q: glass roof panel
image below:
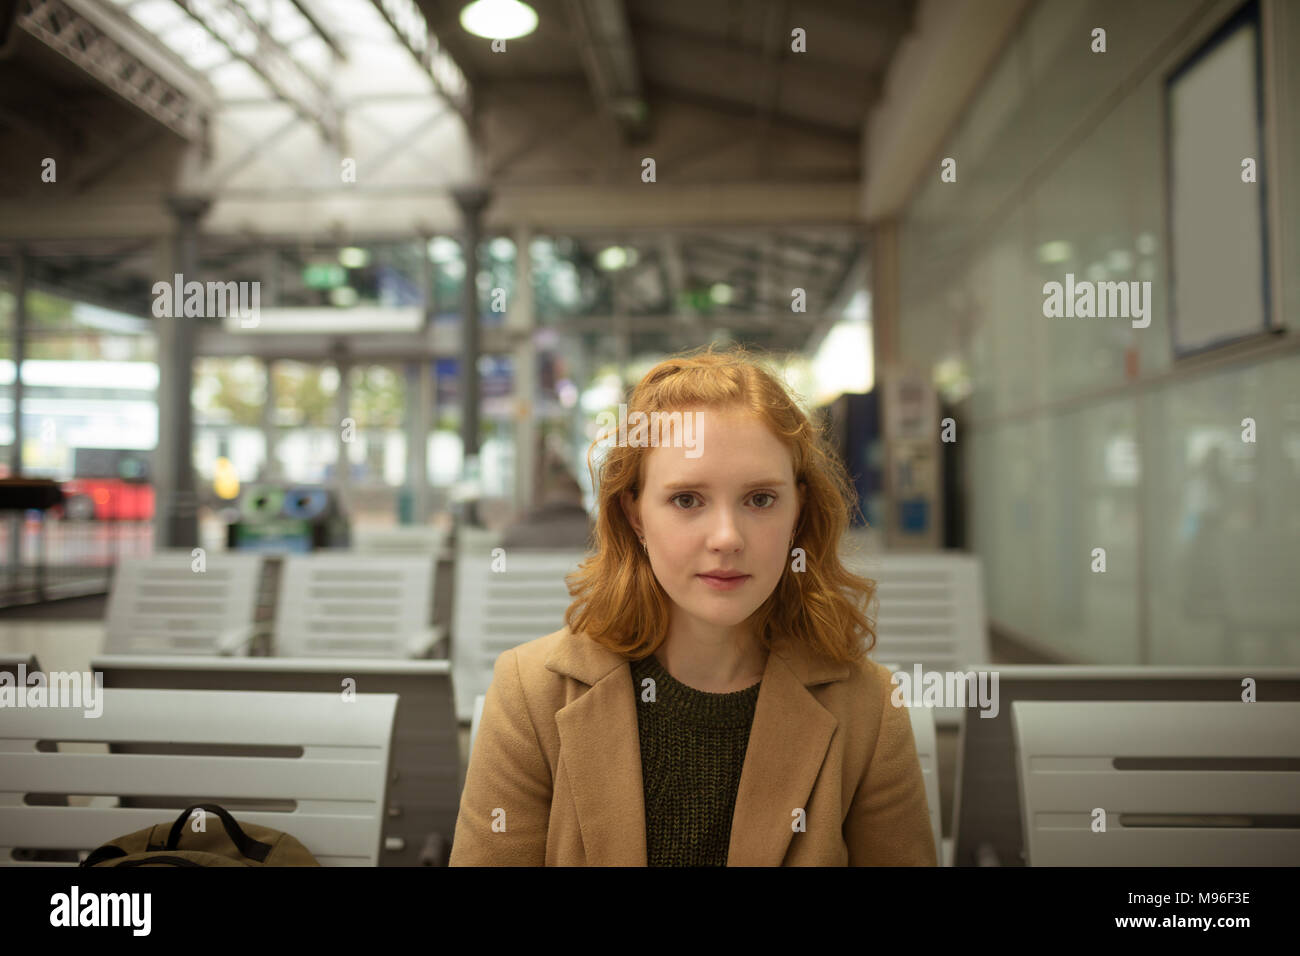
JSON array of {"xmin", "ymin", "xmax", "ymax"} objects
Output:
[
  {"xmin": 116, "ymin": 0, "xmax": 453, "ymax": 99},
  {"xmin": 126, "ymin": 0, "xmax": 189, "ymax": 34}
]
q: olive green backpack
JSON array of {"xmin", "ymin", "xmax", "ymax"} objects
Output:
[{"xmin": 81, "ymin": 803, "xmax": 320, "ymax": 867}]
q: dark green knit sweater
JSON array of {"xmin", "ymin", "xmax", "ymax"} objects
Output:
[{"xmin": 628, "ymin": 653, "xmax": 762, "ymax": 866}]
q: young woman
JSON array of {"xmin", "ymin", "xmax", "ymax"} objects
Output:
[{"xmin": 450, "ymin": 346, "xmax": 937, "ymax": 866}]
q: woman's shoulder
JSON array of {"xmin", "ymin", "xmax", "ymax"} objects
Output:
[
  {"xmin": 774, "ymin": 638, "xmax": 900, "ymax": 730},
  {"xmin": 497, "ymin": 625, "xmax": 624, "ymax": 693},
  {"xmin": 770, "ymin": 633, "xmax": 893, "ymax": 693}
]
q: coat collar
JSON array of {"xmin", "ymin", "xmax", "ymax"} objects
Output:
[{"xmin": 546, "ymin": 626, "xmax": 851, "ymax": 865}]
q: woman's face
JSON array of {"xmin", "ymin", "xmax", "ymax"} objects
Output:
[{"xmin": 622, "ymin": 407, "xmax": 804, "ymax": 636}]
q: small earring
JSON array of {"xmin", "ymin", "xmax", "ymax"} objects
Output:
[{"xmin": 639, "ymin": 537, "xmax": 647, "ymax": 553}]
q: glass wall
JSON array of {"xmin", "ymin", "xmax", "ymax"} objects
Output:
[{"xmin": 899, "ymin": 0, "xmax": 1300, "ymax": 664}]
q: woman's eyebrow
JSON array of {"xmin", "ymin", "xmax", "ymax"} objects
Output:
[{"xmin": 661, "ymin": 479, "xmax": 787, "ymax": 491}]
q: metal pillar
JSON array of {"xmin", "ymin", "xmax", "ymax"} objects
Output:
[
  {"xmin": 511, "ymin": 225, "xmax": 537, "ymax": 515},
  {"xmin": 403, "ymin": 230, "xmax": 436, "ymax": 525},
  {"xmin": 261, "ymin": 358, "xmax": 278, "ymax": 480},
  {"xmin": 872, "ymin": 218, "xmax": 901, "ymax": 550},
  {"xmin": 156, "ymin": 196, "xmax": 210, "ymax": 550},
  {"xmin": 334, "ymin": 345, "xmax": 351, "ymax": 509},
  {"xmin": 259, "ymin": 248, "xmax": 280, "ymax": 480},
  {"xmin": 613, "ymin": 267, "xmax": 629, "ymax": 387},
  {"xmin": 453, "ymin": 186, "xmax": 490, "ymax": 524},
  {"xmin": 6, "ymin": 249, "xmax": 27, "ymax": 586},
  {"xmin": 405, "ymin": 360, "xmax": 432, "ymax": 524}
]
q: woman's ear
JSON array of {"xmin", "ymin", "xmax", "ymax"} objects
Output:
[{"xmin": 620, "ymin": 489, "xmax": 642, "ymax": 537}]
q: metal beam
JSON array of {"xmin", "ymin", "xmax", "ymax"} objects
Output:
[
  {"xmin": 813, "ymin": 0, "xmax": 913, "ymax": 35},
  {"xmin": 630, "ymin": 14, "xmax": 879, "ymax": 124},
  {"xmin": 196, "ymin": 324, "xmax": 516, "ymax": 360},
  {"xmin": 17, "ymin": 0, "xmax": 215, "ymax": 141},
  {"xmin": 0, "ymin": 102, "xmax": 73, "ymax": 153},
  {"xmin": 685, "ymin": 238, "xmax": 844, "ymax": 288},
  {"xmin": 170, "ymin": 0, "xmax": 340, "ymax": 146},
  {"xmin": 486, "ymin": 97, "xmax": 596, "ymax": 178},
  {"xmin": 69, "ymin": 118, "xmax": 167, "ymax": 194},
  {"xmin": 286, "ymin": 0, "xmax": 346, "ymax": 61},
  {"xmin": 368, "ymin": 0, "xmax": 472, "ymax": 125},
  {"xmin": 683, "ymin": 243, "xmax": 844, "ymax": 317},
  {"xmin": 646, "ymin": 83, "xmax": 862, "ymax": 144},
  {"xmin": 753, "ymin": 0, "xmax": 788, "ymax": 177},
  {"xmin": 547, "ymin": 311, "xmax": 807, "ymax": 334},
  {"xmin": 357, "ymin": 105, "xmax": 454, "ymax": 179},
  {"xmin": 563, "ymin": 0, "xmax": 648, "ymax": 144},
  {"xmin": 205, "ymin": 112, "xmax": 306, "ymax": 190}
]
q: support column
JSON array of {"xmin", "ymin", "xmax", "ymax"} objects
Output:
[
  {"xmin": 404, "ymin": 231, "xmax": 436, "ymax": 526},
  {"xmin": 872, "ymin": 219, "xmax": 902, "ymax": 550},
  {"xmin": 260, "ymin": 243, "xmax": 280, "ymax": 481},
  {"xmin": 156, "ymin": 196, "xmax": 210, "ymax": 550},
  {"xmin": 261, "ymin": 358, "xmax": 278, "ymax": 480},
  {"xmin": 405, "ymin": 360, "xmax": 432, "ymax": 524},
  {"xmin": 511, "ymin": 225, "xmax": 537, "ymax": 515},
  {"xmin": 873, "ymin": 217, "xmax": 942, "ymax": 551},
  {"xmin": 334, "ymin": 345, "xmax": 351, "ymax": 510},
  {"xmin": 613, "ymin": 267, "xmax": 629, "ymax": 387},
  {"xmin": 7, "ymin": 249, "xmax": 27, "ymax": 586},
  {"xmin": 566, "ymin": 336, "xmax": 593, "ymax": 499},
  {"xmin": 453, "ymin": 186, "xmax": 491, "ymax": 525}
]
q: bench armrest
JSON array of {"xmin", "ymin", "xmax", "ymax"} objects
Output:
[
  {"xmin": 405, "ymin": 625, "xmax": 446, "ymax": 659},
  {"xmin": 217, "ymin": 623, "xmax": 268, "ymax": 656}
]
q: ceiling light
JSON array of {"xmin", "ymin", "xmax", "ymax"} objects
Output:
[
  {"xmin": 339, "ymin": 247, "xmax": 369, "ymax": 268},
  {"xmin": 428, "ymin": 237, "xmax": 462, "ymax": 262},
  {"xmin": 1106, "ymin": 249, "xmax": 1133, "ymax": 273},
  {"xmin": 330, "ymin": 286, "xmax": 359, "ymax": 307},
  {"xmin": 597, "ymin": 246, "xmax": 628, "ymax": 271},
  {"xmin": 1037, "ymin": 240, "xmax": 1073, "ymax": 264},
  {"xmin": 460, "ymin": 0, "xmax": 538, "ymax": 40}
]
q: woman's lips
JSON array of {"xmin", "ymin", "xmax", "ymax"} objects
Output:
[{"xmin": 698, "ymin": 573, "xmax": 750, "ymax": 591}]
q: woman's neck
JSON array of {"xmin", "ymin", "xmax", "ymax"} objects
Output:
[{"xmin": 654, "ymin": 624, "xmax": 767, "ymax": 693}]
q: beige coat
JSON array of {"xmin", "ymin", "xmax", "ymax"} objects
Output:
[{"xmin": 449, "ymin": 625, "xmax": 937, "ymax": 866}]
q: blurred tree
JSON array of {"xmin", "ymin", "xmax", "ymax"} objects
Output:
[
  {"xmin": 350, "ymin": 365, "xmax": 404, "ymax": 427},
  {"xmin": 271, "ymin": 362, "xmax": 335, "ymax": 426},
  {"xmin": 197, "ymin": 359, "xmax": 265, "ymax": 426}
]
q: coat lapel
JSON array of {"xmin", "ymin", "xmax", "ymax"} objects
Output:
[
  {"xmin": 547, "ymin": 627, "xmax": 850, "ymax": 866},
  {"xmin": 549, "ymin": 630, "xmax": 648, "ymax": 865},
  {"xmin": 726, "ymin": 635, "xmax": 847, "ymax": 865}
]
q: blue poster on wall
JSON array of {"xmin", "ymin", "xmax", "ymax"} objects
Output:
[
  {"xmin": 435, "ymin": 356, "xmax": 514, "ymax": 403},
  {"xmin": 900, "ymin": 498, "xmax": 929, "ymax": 534}
]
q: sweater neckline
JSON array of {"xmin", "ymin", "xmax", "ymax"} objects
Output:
[{"xmin": 629, "ymin": 653, "xmax": 761, "ymax": 727}]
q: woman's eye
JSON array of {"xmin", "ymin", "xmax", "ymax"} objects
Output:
[{"xmin": 670, "ymin": 493, "xmax": 776, "ymax": 509}]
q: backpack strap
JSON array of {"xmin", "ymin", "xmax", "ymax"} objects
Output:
[
  {"xmin": 115, "ymin": 855, "xmax": 206, "ymax": 867},
  {"xmin": 166, "ymin": 804, "xmax": 273, "ymax": 862},
  {"xmin": 81, "ymin": 845, "xmax": 128, "ymax": 868}
]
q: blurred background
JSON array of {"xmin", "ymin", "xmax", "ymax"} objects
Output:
[
  {"xmin": 1, "ymin": 0, "xmax": 1297, "ymax": 665},
  {"xmin": 2, "ymin": 0, "xmax": 1299, "ymax": 871}
]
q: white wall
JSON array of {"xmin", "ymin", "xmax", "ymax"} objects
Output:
[{"xmin": 896, "ymin": 0, "xmax": 1300, "ymax": 665}]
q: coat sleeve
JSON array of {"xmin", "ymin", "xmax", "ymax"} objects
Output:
[
  {"xmin": 448, "ymin": 647, "xmax": 553, "ymax": 865},
  {"xmin": 843, "ymin": 665, "xmax": 939, "ymax": 866}
]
